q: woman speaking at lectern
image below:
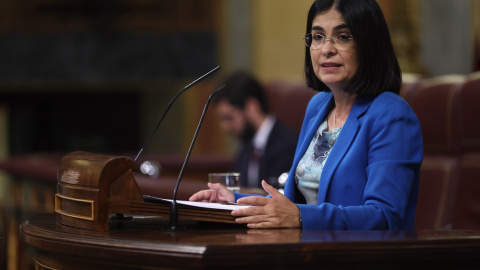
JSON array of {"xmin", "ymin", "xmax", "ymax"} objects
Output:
[{"xmin": 190, "ymin": 0, "xmax": 423, "ymax": 230}]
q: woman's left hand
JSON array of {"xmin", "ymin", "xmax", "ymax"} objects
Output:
[{"xmin": 231, "ymin": 180, "xmax": 301, "ymax": 229}]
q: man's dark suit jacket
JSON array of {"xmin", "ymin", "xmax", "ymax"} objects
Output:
[{"xmin": 233, "ymin": 121, "xmax": 298, "ymax": 188}]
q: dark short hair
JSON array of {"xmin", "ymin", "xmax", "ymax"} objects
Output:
[
  {"xmin": 304, "ymin": 0, "xmax": 401, "ymax": 95},
  {"xmin": 214, "ymin": 71, "xmax": 269, "ymax": 113}
]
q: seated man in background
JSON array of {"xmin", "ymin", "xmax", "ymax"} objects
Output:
[{"xmin": 214, "ymin": 71, "xmax": 298, "ymax": 189}]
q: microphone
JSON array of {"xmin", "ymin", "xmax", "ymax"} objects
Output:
[
  {"xmin": 134, "ymin": 66, "xmax": 221, "ymax": 163},
  {"xmin": 170, "ymin": 84, "xmax": 226, "ymax": 231}
]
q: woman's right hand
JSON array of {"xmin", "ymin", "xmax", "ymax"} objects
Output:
[{"xmin": 189, "ymin": 183, "xmax": 235, "ymax": 203}]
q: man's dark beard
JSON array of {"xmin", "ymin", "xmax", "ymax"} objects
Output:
[{"xmin": 240, "ymin": 121, "xmax": 256, "ymax": 142}]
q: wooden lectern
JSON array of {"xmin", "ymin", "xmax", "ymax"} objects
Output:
[{"xmin": 55, "ymin": 151, "xmax": 235, "ymax": 231}]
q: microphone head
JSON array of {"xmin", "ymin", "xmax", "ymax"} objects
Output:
[{"xmin": 213, "ymin": 84, "xmax": 226, "ymax": 95}]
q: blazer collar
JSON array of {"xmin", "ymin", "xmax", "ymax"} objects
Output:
[
  {"xmin": 316, "ymin": 94, "xmax": 375, "ymax": 203},
  {"xmin": 295, "ymin": 94, "xmax": 373, "ymax": 160}
]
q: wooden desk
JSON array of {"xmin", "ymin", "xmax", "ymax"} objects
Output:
[{"xmin": 21, "ymin": 214, "xmax": 480, "ymax": 270}]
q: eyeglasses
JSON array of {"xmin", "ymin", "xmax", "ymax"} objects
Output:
[{"xmin": 303, "ymin": 33, "xmax": 354, "ymax": 51}]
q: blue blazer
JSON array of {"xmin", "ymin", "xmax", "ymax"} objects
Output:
[
  {"xmin": 236, "ymin": 91, "xmax": 423, "ymax": 230},
  {"xmin": 285, "ymin": 91, "xmax": 423, "ymax": 230}
]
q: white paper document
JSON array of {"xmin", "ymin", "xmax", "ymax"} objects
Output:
[{"xmin": 160, "ymin": 198, "xmax": 251, "ymax": 211}]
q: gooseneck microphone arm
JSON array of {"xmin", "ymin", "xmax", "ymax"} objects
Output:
[
  {"xmin": 170, "ymin": 84, "xmax": 226, "ymax": 231},
  {"xmin": 134, "ymin": 66, "xmax": 221, "ymax": 163}
]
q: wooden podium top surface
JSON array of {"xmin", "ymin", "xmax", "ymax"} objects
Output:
[{"xmin": 21, "ymin": 214, "xmax": 480, "ymax": 270}]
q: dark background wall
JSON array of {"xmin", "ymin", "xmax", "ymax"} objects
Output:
[{"xmin": 0, "ymin": 0, "xmax": 220, "ymax": 155}]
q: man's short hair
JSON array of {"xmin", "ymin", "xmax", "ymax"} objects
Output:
[{"xmin": 214, "ymin": 71, "xmax": 269, "ymax": 113}]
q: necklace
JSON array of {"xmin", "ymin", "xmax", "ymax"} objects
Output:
[{"xmin": 333, "ymin": 108, "xmax": 337, "ymax": 129}]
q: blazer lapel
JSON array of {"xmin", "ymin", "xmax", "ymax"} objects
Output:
[
  {"xmin": 316, "ymin": 95, "xmax": 374, "ymax": 203},
  {"xmin": 285, "ymin": 94, "xmax": 334, "ymax": 201},
  {"xmin": 294, "ymin": 94, "xmax": 335, "ymax": 166}
]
